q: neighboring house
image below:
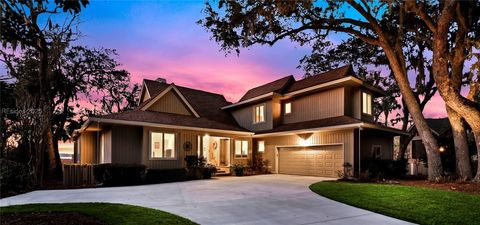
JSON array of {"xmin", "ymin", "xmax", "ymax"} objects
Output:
[
  {"xmin": 406, "ymin": 118, "xmax": 454, "ymax": 175},
  {"xmin": 75, "ymin": 65, "xmax": 406, "ymax": 177}
]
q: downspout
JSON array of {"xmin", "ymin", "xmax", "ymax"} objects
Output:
[
  {"xmin": 358, "ymin": 126, "xmax": 362, "ymax": 175},
  {"xmin": 96, "ymin": 122, "xmax": 100, "ymax": 164}
]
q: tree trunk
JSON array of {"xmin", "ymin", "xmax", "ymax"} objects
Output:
[
  {"xmin": 46, "ymin": 129, "xmax": 63, "ymax": 180},
  {"xmin": 431, "ymin": 3, "xmax": 480, "ymax": 181},
  {"xmin": 398, "ymin": 131, "xmax": 416, "ymax": 160},
  {"xmin": 446, "ymin": 106, "xmax": 472, "ymax": 180},
  {"xmin": 473, "ymin": 130, "xmax": 480, "ymax": 182},
  {"xmin": 380, "ymin": 43, "xmax": 443, "ymax": 181},
  {"xmin": 52, "ymin": 136, "xmax": 63, "ymax": 179}
]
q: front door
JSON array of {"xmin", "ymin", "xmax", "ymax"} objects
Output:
[{"xmin": 208, "ymin": 137, "xmax": 220, "ymax": 166}]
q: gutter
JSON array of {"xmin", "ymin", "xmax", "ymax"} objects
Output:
[
  {"xmin": 82, "ymin": 117, "xmax": 255, "ymax": 136},
  {"xmin": 253, "ymin": 123, "xmax": 364, "ymax": 137}
]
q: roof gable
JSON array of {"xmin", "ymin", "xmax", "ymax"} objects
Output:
[
  {"xmin": 145, "ymin": 89, "xmax": 193, "ymax": 116},
  {"xmin": 137, "ymin": 79, "xmax": 240, "ymax": 127},
  {"xmin": 141, "ymin": 85, "xmax": 200, "ymax": 117}
]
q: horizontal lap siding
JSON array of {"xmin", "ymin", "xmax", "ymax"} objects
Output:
[
  {"xmin": 283, "ymin": 87, "xmax": 344, "ymax": 124},
  {"xmin": 257, "ymin": 129, "xmax": 354, "ymax": 173}
]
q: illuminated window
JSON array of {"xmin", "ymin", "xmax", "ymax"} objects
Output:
[
  {"xmin": 150, "ymin": 132, "xmax": 176, "ymax": 159},
  {"xmin": 258, "ymin": 141, "xmax": 265, "ymax": 152},
  {"xmin": 254, "ymin": 104, "xmax": 265, "ymax": 123},
  {"xmin": 362, "ymin": 92, "xmax": 372, "ymax": 115},
  {"xmin": 235, "ymin": 140, "xmax": 249, "ymax": 158},
  {"xmin": 285, "ymin": 102, "xmax": 291, "ymax": 114}
]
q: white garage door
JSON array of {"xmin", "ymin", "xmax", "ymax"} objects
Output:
[{"xmin": 278, "ymin": 145, "xmax": 344, "ymax": 177}]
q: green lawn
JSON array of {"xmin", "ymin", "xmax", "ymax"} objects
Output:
[
  {"xmin": 0, "ymin": 203, "xmax": 197, "ymax": 225},
  {"xmin": 310, "ymin": 181, "xmax": 480, "ymax": 225}
]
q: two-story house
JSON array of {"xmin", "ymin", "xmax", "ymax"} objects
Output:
[{"xmin": 75, "ymin": 65, "xmax": 406, "ymax": 177}]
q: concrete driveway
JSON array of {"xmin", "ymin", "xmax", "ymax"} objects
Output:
[{"xmin": 0, "ymin": 174, "xmax": 412, "ymax": 225}]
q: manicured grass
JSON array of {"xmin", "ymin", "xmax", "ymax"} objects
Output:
[
  {"xmin": 310, "ymin": 181, "xmax": 480, "ymax": 225},
  {"xmin": 0, "ymin": 203, "xmax": 197, "ymax": 225}
]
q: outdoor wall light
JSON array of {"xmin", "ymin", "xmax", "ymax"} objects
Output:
[
  {"xmin": 439, "ymin": 146, "xmax": 445, "ymax": 152},
  {"xmin": 297, "ymin": 133, "xmax": 313, "ymax": 146},
  {"xmin": 299, "ymin": 138, "xmax": 310, "ymax": 146}
]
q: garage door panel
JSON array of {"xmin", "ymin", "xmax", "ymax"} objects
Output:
[{"xmin": 278, "ymin": 145, "xmax": 343, "ymax": 178}]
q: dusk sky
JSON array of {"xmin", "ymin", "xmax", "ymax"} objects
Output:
[{"xmin": 76, "ymin": 0, "xmax": 448, "ymax": 119}]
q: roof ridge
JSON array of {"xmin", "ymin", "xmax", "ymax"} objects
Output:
[
  {"xmin": 296, "ymin": 64, "xmax": 352, "ymax": 82},
  {"xmin": 247, "ymin": 75, "xmax": 295, "ymax": 91},
  {"xmin": 142, "ymin": 78, "xmax": 225, "ymax": 97}
]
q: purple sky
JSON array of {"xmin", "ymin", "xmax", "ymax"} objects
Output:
[{"xmin": 76, "ymin": 1, "xmax": 448, "ymax": 119}]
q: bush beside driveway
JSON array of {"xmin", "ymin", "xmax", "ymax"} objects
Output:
[{"xmin": 310, "ymin": 181, "xmax": 480, "ymax": 225}]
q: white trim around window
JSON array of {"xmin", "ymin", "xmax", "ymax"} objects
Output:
[
  {"xmin": 235, "ymin": 140, "xmax": 249, "ymax": 158},
  {"xmin": 284, "ymin": 102, "xmax": 292, "ymax": 114},
  {"xmin": 253, "ymin": 103, "xmax": 266, "ymax": 124},
  {"xmin": 150, "ymin": 131, "xmax": 177, "ymax": 160},
  {"xmin": 258, "ymin": 140, "xmax": 265, "ymax": 153},
  {"xmin": 362, "ymin": 91, "xmax": 372, "ymax": 115}
]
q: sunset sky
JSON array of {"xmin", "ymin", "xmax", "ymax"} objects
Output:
[{"xmin": 76, "ymin": 1, "xmax": 448, "ymax": 119}]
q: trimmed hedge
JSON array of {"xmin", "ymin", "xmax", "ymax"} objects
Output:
[
  {"xmin": 93, "ymin": 163, "xmax": 147, "ymax": 187},
  {"xmin": 145, "ymin": 169, "xmax": 188, "ymax": 183},
  {"xmin": 361, "ymin": 159, "xmax": 407, "ymax": 179}
]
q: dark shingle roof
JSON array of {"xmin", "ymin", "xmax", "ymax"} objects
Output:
[
  {"xmin": 144, "ymin": 79, "xmax": 169, "ymax": 97},
  {"xmin": 285, "ymin": 65, "xmax": 354, "ymax": 93},
  {"xmin": 255, "ymin": 116, "xmax": 406, "ymax": 135},
  {"xmin": 426, "ymin": 118, "xmax": 451, "ymax": 136},
  {"xmin": 103, "ymin": 79, "xmax": 245, "ymax": 132},
  {"xmin": 234, "ymin": 65, "xmax": 355, "ymax": 103},
  {"xmin": 238, "ymin": 75, "xmax": 295, "ymax": 102},
  {"xmin": 99, "ymin": 110, "xmax": 248, "ymax": 132}
]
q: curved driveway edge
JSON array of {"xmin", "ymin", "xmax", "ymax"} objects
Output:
[{"xmin": 1, "ymin": 174, "xmax": 414, "ymax": 225}]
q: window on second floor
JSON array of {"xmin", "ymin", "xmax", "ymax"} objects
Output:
[
  {"xmin": 284, "ymin": 102, "xmax": 292, "ymax": 114},
  {"xmin": 362, "ymin": 92, "xmax": 372, "ymax": 115},
  {"xmin": 254, "ymin": 104, "xmax": 265, "ymax": 123}
]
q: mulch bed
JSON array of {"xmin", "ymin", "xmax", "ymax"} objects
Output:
[
  {"xmin": 398, "ymin": 180, "xmax": 480, "ymax": 195},
  {"xmin": 1, "ymin": 212, "xmax": 105, "ymax": 225}
]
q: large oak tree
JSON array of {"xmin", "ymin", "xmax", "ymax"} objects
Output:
[
  {"xmin": 1, "ymin": 0, "xmax": 88, "ymax": 185},
  {"xmin": 199, "ymin": 0, "xmax": 479, "ymax": 180}
]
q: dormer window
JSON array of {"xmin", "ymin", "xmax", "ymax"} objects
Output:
[
  {"xmin": 362, "ymin": 92, "xmax": 372, "ymax": 115},
  {"xmin": 254, "ymin": 104, "xmax": 265, "ymax": 123},
  {"xmin": 284, "ymin": 102, "xmax": 292, "ymax": 114}
]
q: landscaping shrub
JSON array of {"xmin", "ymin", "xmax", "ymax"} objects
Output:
[
  {"xmin": 361, "ymin": 159, "xmax": 407, "ymax": 180},
  {"xmin": 202, "ymin": 164, "xmax": 217, "ymax": 179},
  {"xmin": 93, "ymin": 163, "xmax": 147, "ymax": 187},
  {"xmin": 184, "ymin": 156, "xmax": 217, "ymax": 179},
  {"xmin": 145, "ymin": 169, "xmax": 188, "ymax": 183},
  {"xmin": 231, "ymin": 164, "xmax": 244, "ymax": 176},
  {"xmin": 0, "ymin": 159, "xmax": 32, "ymax": 197}
]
